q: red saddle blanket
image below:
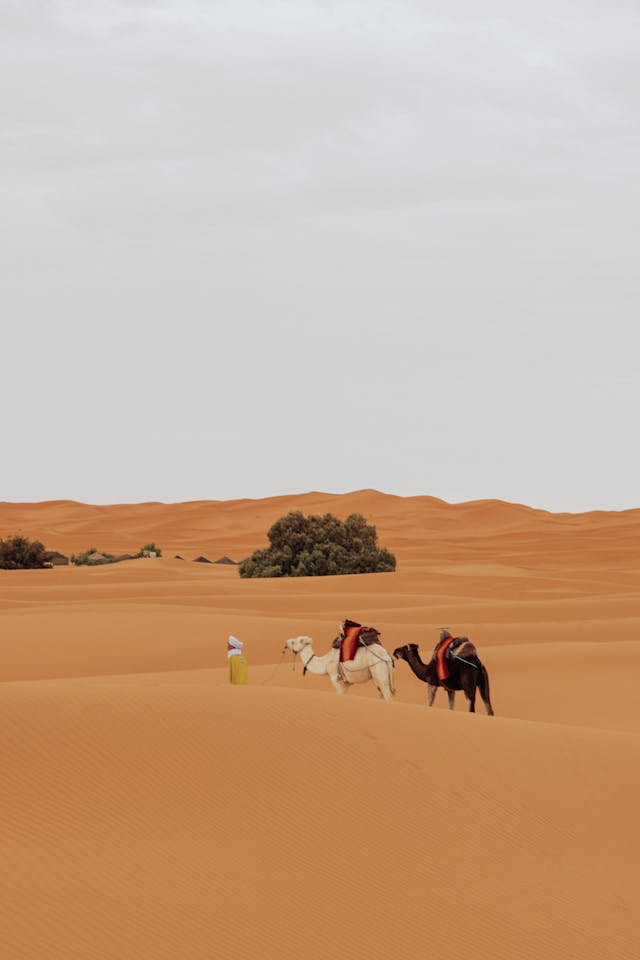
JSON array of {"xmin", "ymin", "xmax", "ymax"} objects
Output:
[
  {"xmin": 340, "ymin": 625, "xmax": 363, "ymax": 662},
  {"xmin": 435, "ymin": 636, "xmax": 457, "ymax": 681}
]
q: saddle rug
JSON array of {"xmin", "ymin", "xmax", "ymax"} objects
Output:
[
  {"xmin": 340, "ymin": 625, "xmax": 362, "ymax": 662},
  {"xmin": 435, "ymin": 636, "xmax": 457, "ymax": 680},
  {"xmin": 333, "ymin": 621, "xmax": 382, "ymax": 662}
]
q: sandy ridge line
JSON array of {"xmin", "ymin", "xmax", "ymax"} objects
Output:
[{"xmin": 3, "ymin": 673, "xmax": 640, "ymax": 743}]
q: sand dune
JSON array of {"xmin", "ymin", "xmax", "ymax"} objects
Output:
[
  {"xmin": 2, "ymin": 678, "xmax": 639, "ymax": 959},
  {"xmin": 1, "ymin": 491, "xmax": 640, "ymax": 958}
]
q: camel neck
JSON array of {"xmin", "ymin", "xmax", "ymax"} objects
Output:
[
  {"xmin": 299, "ymin": 645, "xmax": 327, "ymax": 676},
  {"xmin": 406, "ymin": 649, "xmax": 429, "ymax": 680}
]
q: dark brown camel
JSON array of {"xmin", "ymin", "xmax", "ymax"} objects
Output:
[{"xmin": 393, "ymin": 641, "xmax": 494, "ymax": 714}]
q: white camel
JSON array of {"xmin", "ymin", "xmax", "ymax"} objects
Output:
[{"xmin": 284, "ymin": 635, "xmax": 395, "ymax": 701}]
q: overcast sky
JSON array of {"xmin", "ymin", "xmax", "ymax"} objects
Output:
[{"xmin": 2, "ymin": 0, "xmax": 639, "ymax": 511}]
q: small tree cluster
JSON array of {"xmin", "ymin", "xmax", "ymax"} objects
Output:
[
  {"xmin": 239, "ymin": 511, "xmax": 396, "ymax": 579},
  {"xmin": 71, "ymin": 548, "xmax": 116, "ymax": 566},
  {"xmin": 0, "ymin": 535, "xmax": 49, "ymax": 570},
  {"xmin": 70, "ymin": 543, "xmax": 162, "ymax": 565},
  {"xmin": 138, "ymin": 543, "xmax": 162, "ymax": 557}
]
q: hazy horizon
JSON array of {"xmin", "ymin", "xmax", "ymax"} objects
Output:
[{"xmin": 2, "ymin": 1, "xmax": 639, "ymax": 512}]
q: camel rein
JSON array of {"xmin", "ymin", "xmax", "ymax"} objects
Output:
[
  {"xmin": 258, "ymin": 647, "xmax": 289, "ymax": 685},
  {"xmin": 302, "ymin": 653, "xmax": 315, "ymax": 675},
  {"xmin": 282, "ymin": 645, "xmax": 315, "ymax": 675},
  {"xmin": 452, "ymin": 654, "xmax": 479, "ymax": 670}
]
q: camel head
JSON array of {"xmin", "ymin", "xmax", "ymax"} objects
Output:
[
  {"xmin": 393, "ymin": 643, "xmax": 419, "ymax": 661},
  {"xmin": 284, "ymin": 635, "xmax": 313, "ymax": 655}
]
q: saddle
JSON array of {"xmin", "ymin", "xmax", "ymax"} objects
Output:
[
  {"xmin": 433, "ymin": 635, "xmax": 469, "ymax": 681},
  {"xmin": 332, "ymin": 619, "xmax": 382, "ymax": 662}
]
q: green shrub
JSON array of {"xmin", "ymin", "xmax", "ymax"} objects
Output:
[
  {"xmin": 0, "ymin": 535, "xmax": 49, "ymax": 570},
  {"xmin": 71, "ymin": 548, "xmax": 115, "ymax": 566},
  {"xmin": 70, "ymin": 543, "xmax": 162, "ymax": 565},
  {"xmin": 239, "ymin": 512, "xmax": 396, "ymax": 579},
  {"xmin": 138, "ymin": 543, "xmax": 162, "ymax": 557}
]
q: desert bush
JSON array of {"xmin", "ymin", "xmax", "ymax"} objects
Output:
[
  {"xmin": 0, "ymin": 535, "xmax": 49, "ymax": 570},
  {"xmin": 70, "ymin": 543, "xmax": 161, "ymax": 564},
  {"xmin": 71, "ymin": 548, "xmax": 115, "ymax": 566},
  {"xmin": 239, "ymin": 512, "xmax": 396, "ymax": 579},
  {"xmin": 138, "ymin": 543, "xmax": 162, "ymax": 557}
]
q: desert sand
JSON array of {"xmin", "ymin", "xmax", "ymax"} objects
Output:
[{"xmin": 1, "ymin": 490, "xmax": 639, "ymax": 958}]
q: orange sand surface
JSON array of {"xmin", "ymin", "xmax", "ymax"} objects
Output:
[{"xmin": 1, "ymin": 491, "xmax": 639, "ymax": 958}]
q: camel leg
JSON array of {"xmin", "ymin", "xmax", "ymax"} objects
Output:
[
  {"xmin": 447, "ymin": 689, "xmax": 456, "ymax": 711},
  {"xmin": 426, "ymin": 684, "xmax": 437, "ymax": 707},
  {"xmin": 372, "ymin": 664, "xmax": 394, "ymax": 701},
  {"xmin": 463, "ymin": 679, "xmax": 477, "ymax": 712},
  {"xmin": 329, "ymin": 672, "xmax": 349, "ymax": 695},
  {"xmin": 479, "ymin": 666, "xmax": 494, "ymax": 715}
]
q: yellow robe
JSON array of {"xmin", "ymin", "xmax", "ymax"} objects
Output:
[{"xmin": 229, "ymin": 654, "xmax": 248, "ymax": 685}]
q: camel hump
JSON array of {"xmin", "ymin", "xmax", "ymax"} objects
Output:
[{"xmin": 453, "ymin": 639, "xmax": 476, "ymax": 658}]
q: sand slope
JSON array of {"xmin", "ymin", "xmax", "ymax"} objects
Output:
[
  {"xmin": 1, "ymin": 491, "xmax": 640, "ymax": 958},
  {"xmin": 2, "ymin": 678, "xmax": 639, "ymax": 959}
]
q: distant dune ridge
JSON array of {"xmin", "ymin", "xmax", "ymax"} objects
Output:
[
  {"xmin": 1, "ymin": 490, "xmax": 640, "ymax": 959},
  {"xmin": 1, "ymin": 488, "xmax": 639, "ymax": 561}
]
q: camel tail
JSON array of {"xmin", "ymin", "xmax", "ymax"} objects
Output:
[{"xmin": 478, "ymin": 663, "xmax": 494, "ymax": 716}]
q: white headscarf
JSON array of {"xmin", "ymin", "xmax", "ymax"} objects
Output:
[{"xmin": 227, "ymin": 635, "xmax": 243, "ymax": 658}]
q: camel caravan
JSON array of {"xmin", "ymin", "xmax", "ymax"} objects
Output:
[{"xmin": 284, "ymin": 620, "xmax": 494, "ymax": 714}]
